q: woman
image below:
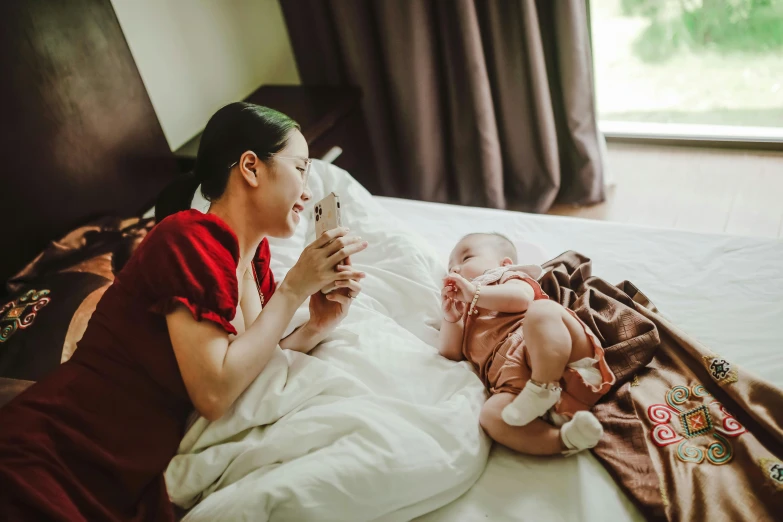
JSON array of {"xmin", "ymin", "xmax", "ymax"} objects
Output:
[{"xmin": 0, "ymin": 103, "xmax": 368, "ymax": 520}]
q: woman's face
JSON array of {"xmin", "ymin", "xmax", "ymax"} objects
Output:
[{"xmin": 258, "ymin": 130, "xmax": 312, "ymax": 238}]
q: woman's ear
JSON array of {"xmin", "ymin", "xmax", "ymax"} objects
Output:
[
  {"xmin": 501, "ymin": 257, "xmax": 513, "ymax": 267},
  {"xmin": 238, "ymin": 150, "xmax": 261, "ymax": 187}
]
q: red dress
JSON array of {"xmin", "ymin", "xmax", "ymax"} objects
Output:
[{"xmin": 0, "ymin": 210, "xmax": 276, "ymax": 521}]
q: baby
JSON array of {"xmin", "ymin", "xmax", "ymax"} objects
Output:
[{"xmin": 439, "ymin": 233, "xmax": 615, "ymax": 456}]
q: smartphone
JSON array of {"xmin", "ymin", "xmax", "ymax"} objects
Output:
[
  {"xmin": 314, "ymin": 192, "xmax": 343, "ymax": 294},
  {"xmin": 314, "ymin": 192, "xmax": 342, "ymax": 238}
]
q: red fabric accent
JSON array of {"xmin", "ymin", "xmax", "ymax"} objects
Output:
[
  {"xmin": 151, "ymin": 296, "xmax": 238, "ymax": 336},
  {"xmin": 141, "ymin": 211, "xmax": 240, "ymax": 329},
  {"xmin": 0, "ymin": 210, "xmax": 275, "ymax": 521}
]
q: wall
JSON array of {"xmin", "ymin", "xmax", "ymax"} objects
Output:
[
  {"xmin": 111, "ymin": 0, "xmax": 301, "ymax": 150},
  {"xmin": 0, "ymin": 0, "xmax": 178, "ymax": 282}
]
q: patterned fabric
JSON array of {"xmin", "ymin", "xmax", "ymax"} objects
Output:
[
  {"xmin": 540, "ymin": 252, "xmax": 783, "ymax": 522},
  {"xmin": 647, "ymin": 384, "xmax": 746, "ymax": 465},
  {"xmin": 759, "ymin": 458, "xmax": 783, "ymax": 490},
  {"xmin": 0, "ymin": 272, "xmax": 109, "ymax": 381},
  {"xmin": 0, "ymin": 290, "xmax": 51, "ymax": 343},
  {"xmin": 0, "ymin": 217, "xmax": 155, "ymax": 381},
  {"xmin": 703, "ymin": 355, "xmax": 738, "ymax": 385}
]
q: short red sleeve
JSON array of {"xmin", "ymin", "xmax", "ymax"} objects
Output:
[
  {"xmin": 500, "ymin": 270, "xmax": 548, "ymax": 300},
  {"xmin": 132, "ymin": 210, "xmax": 241, "ymax": 335},
  {"xmin": 253, "ymin": 238, "xmax": 276, "ymax": 302}
]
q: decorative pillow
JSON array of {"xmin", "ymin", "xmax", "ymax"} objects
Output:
[
  {"xmin": 0, "ymin": 272, "xmax": 109, "ymax": 380},
  {"xmin": 0, "ymin": 217, "xmax": 154, "ymax": 382},
  {"xmin": 6, "ymin": 216, "xmax": 153, "ymax": 294}
]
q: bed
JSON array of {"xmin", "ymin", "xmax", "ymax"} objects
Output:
[
  {"xmin": 3, "ymin": 8, "xmax": 780, "ymax": 518},
  {"xmin": 162, "ymin": 162, "xmax": 783, "ymax": 521},
  {"xmin": 3, "ymin": 147, "xmax": 781, "ymax": 519}
]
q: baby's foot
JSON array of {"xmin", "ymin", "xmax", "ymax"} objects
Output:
[
  {"xmin": 501, "ymin": 380, "xmax": 561, "ymax": 426},
  {"xmin": 560, "ymin": 411, "xmax": 603, "ymax": 456}
]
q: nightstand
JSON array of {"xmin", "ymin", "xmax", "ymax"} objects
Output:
[{"xmin": 174, "ymin": 85, "xmax": 379, "ymax": 193}]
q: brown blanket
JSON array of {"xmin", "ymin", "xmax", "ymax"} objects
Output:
[{"xmin": 540, "ymin": 252, "xmax": 783, "ymax": 522}]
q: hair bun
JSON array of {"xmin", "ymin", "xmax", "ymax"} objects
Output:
[{"xmin": 154, "ymin": 171, "xmax": 201, "ymax": 222}]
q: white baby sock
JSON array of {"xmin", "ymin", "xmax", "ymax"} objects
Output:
[
  {"xmin": 501, "ymin": 380, "xmax": 561, "ymax": 426},
  {"xmin": 560, "ymin": 411, "xmax": 604, "ymax": 456}
]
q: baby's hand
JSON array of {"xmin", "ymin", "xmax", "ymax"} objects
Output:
[
  {"xmin": 441, "ymin": 286, "xmax": 465, "ymax": 323},
  {"xmin": 443, "ymin": 273, "xmax": 476, "ymax": 303}
]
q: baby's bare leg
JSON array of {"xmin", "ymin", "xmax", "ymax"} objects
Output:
[
  {"xmin": 481, "ymin": 393, "xmax": 565, "ymax": 455},
  {"xmin": 485, "ymin": 393, "xmax": 604, "ymax": 455},
  {"xmin": 502, "ymin": 301, "xmax": 596, "ymax": 426},
  {"xmin": 523, "ymin": 300, "xmax": 593, "ymax": 384}
]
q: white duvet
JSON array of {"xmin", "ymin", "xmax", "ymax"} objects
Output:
[{"xmin": 165, "ymin": 162, "xmax": 491, "ymax": 521}]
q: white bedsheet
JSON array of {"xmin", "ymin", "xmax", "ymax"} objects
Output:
[{"xmin": 378, "ymin": 196, "xmax": 783, "ymax": 522}]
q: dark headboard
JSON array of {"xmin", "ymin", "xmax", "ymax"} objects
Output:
[{"xmin": 0, "ymin": 0, "xmax": 178, "ymax": 283}]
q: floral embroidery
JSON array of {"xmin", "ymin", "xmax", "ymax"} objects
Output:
[
  {"xmin": 0, "ymin": 289, "xmax": 51, "ymax": 343},
  {"xmin": 647, "ymin": 383, "xmax": 745, "ymax": 465},
  {"xmin": 702, "ymin": 354, "xmax": 738, "ymax": 385}
]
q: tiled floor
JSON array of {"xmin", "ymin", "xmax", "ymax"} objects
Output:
[{"xmin": 547, "ymin": 142, "xmax": 783, "ymax": 238}]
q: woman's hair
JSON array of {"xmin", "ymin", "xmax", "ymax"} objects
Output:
[{"xmin": 155, "ymin": 102, "xmax": 300, "ymax": 222}]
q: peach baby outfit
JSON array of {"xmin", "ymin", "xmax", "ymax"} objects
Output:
[{"xmin": 461, "ymin": 265, "xmax": 616, "ymax": 424}]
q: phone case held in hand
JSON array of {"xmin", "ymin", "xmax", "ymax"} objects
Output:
[{"xmin": 314, "ymin": 192, "xmax": 342, "ymax": 294}]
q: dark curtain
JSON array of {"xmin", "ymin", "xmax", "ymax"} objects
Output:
[{"xmin": 281, "ymin": 0, "xmax": 604, "ymax": 212}]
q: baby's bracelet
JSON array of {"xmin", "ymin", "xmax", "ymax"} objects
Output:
[{"xmin": 468, "ymin": 283, "xmax": 482, "ymax": 316}]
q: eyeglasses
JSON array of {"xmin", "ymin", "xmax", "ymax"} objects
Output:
[
  {"xmin": 275, "ymin": 154, "xmax": 312, "ymax": 188},
  {"xmin": 228, "ymin": 153, "xmax": 312, "ymax": 187}
]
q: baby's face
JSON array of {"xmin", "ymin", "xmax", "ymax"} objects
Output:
[{"xmin": 448, "ymin": 235, "xmax": 510, "ymax": 280}]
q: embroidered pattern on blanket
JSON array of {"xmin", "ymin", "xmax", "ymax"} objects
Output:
[
  {"xmin": 647, "ymin": 384, "xmax": 746, "ymax": 465},
  {"xmin": 758, "ymin": 458, "xmax": 783, "ymax": 490},
  {"xmin": 702, "ymin": 354, "xmax": 738, "ymax": 385},
  {"xmin": 0, "ymin": 289, "xmax": 51, "ymax": 343}
]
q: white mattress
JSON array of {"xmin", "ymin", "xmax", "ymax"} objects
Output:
[{"xmin": 377, "ymin": 196, "xmax": 783, "ymax": 522}]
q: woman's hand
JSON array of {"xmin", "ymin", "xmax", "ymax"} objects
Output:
[
  {"xmin": 443, "ymin": 273, "xmax": 477, "ymax": 303},
  {"xmin": 281, "ymin": 260, "xmax": 363, "ymax": 353},
  {"xmin": 441, "ymin": 285, "xmax": 465, "ymax": 323},
  {"xmin": 308, "ymin": 261, "xmax": 363, "ymax": 333},
  {"xmin": 282, "ymin": 228, "xmax": 368, "ymax": 300}
]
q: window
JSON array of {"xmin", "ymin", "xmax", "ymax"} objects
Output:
[{"xmin": 590, "ymin": 0, "xmax": 783, "ymax": 140}]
